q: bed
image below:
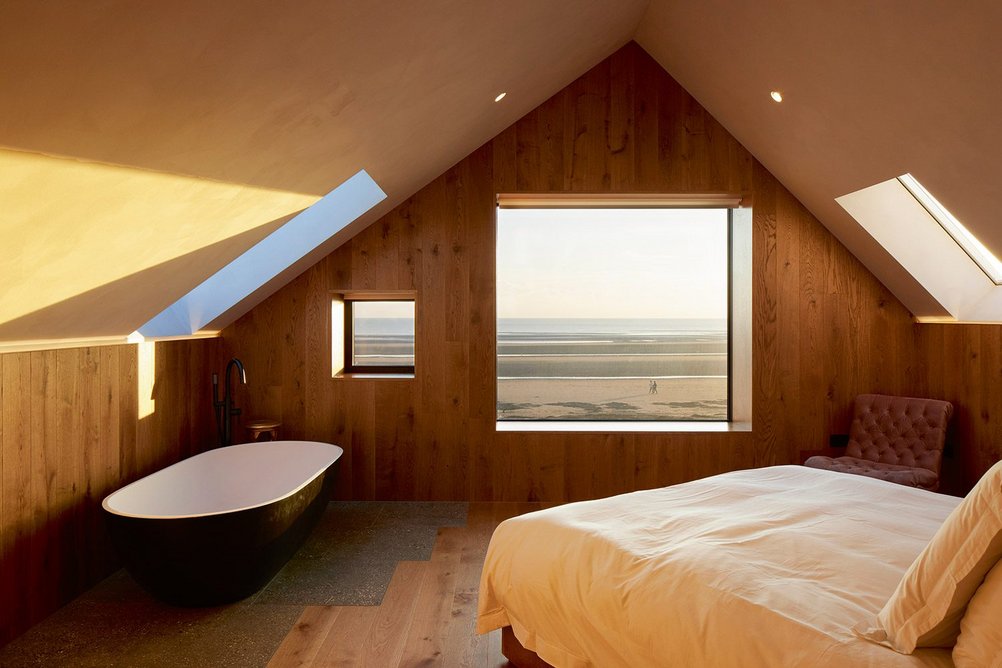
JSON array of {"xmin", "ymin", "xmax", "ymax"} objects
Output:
[{"xmin": 477, "ymin": 465, "xmax": 965, "ymax": 667}]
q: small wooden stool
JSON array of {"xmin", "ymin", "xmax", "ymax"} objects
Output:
[{"xmin": 246, "ymin": 419, "xmax": 281, "ymax": 442}]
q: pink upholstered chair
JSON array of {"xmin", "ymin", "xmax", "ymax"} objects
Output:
[{"xmin": 804, "ymin": 394, "xmax": 954, "ymax": 491}]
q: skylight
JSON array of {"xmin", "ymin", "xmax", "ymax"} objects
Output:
[
  {"xmin": 898, "ymin": 174, "xmax": 1002, "ymax": 285},
  {"xmin": 138, "ymin": 170, "xmax": 386, "ymax": 338}
]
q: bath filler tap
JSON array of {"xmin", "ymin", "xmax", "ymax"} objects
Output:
[{"xmin": 213, "ymin": 358, "xmax": 247, "ymax": 447}]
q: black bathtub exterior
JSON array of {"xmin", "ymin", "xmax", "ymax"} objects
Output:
[{"xmin": 105, "ymin": 459, "xmax": 338, "ymax": 606}]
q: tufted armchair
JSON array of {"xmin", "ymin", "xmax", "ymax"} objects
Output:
[{"xmin": 804, "ymin": 394, "xmax": 954, "ymax": 491}]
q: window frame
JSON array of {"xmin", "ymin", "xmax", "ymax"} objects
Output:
[
  {"xmin": 332, "ymin": 291, "xmax": 416, "ymax": 377},
  {"xmin": 494, "ymin": 196, "xmax": 744, "ymax": 427}
]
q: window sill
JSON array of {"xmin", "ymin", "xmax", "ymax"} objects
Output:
[
  {"xmin": 334, "ymin": 372, "xmax": 414, "ymax": 380},
  {"xmin": 495, "ymin": 421, "xmax": 751, "ymax": 434}
]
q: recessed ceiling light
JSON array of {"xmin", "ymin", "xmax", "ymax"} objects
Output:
[
  {"xmin": 494, "ymin": 92, "xmax": 507, "ymax": 102},
  {"xmin": 770, "ymin": 91, "xmax": 783, "ymax": 103}
]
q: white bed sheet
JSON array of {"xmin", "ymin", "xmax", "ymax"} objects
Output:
[{"xmin": 477, "ymin": 465, "xmax": 960, "ymax": 667}]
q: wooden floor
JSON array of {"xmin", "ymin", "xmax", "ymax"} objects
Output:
[{"xmin": 267, "ymin": 503, "xmax": 545, "ymax": 668}]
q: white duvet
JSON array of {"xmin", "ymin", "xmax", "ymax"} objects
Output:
[{"xmin": 477, "ymin": 465, "xmax": 960, "ymax": 667}]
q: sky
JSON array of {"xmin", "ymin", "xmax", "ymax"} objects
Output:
[
  {"xmin": 353, "ymin": 300, "xmax": 414, "ymax": 319},
  {"xmin": 496, "ymin": 208, "xmax": 728, "ymax": 320}
]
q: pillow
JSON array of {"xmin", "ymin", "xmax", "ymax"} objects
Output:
[
  {"xmin": 953, "ymin": 558, "xmax": 1002, "ymax": 668},
  {"xmin": 854, "ymin": 459, "xmax": 1002, "ymax": 653}
]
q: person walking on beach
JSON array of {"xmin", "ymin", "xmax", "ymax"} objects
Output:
[{"xmin": 649, "ymin": 379, "xmax": 658, "ymax": 394}]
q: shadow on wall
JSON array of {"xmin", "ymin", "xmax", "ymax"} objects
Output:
[{"xmin": 0, "ymin": 214, "xmax": 297, "ymax": 342}]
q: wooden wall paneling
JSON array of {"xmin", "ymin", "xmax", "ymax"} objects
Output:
[
  {"xmin": 751, "ymin": 165, "xmax": 779, "ymax": 467},
  {"xmin": 136, "ymin": 344, "xmax": 158, "ymax": 475},
  {"xmin": 0, "ymin": 339, "xmax": 220, "ymax": 647},
  {"xmin": 797, "ymin": 209, "xmax": 830, "ymax": 451},
  {"xmin": 775, "ymin": 184, "xmax": 802, "ymax": 465},
  {"xmin": 656, "ymin": 57, "xmax": 690, "ymax": 190},
  {"xmin": 90, "ymin": 347, "xmax": 119, "ymax": 574},
  {"xmin": 942, "ymin": 326, "xmax": 965, "ymax": 486},
  {"xmin": 1, "ymin": 354, "xmax": 31, "ymax": 643},
  {"xmin": 632, "ymin": 49, "xmax": 661, "ymax": 190},
  {"xmin": 655, "ymin": 438, "xmax": 686, "ymax": 487},
  {"xmin": 955, "ymin": 326, "xmax": 982, "ymax": 490},
  {"xmin": 352, "ymin": 209, "xmax": 400, "ymax": 291},
  {"xmin": 681, "ymin": 92, "xmax": 711, "ymax": 191},
  {"xmin": 246, "ymin": 282, "xmax": 284, "ymax": 439},
  {"xmin": 118, "ymin": 345, "xmax": 138, "ymax": 484},
  {"xmin": 491, "ymin": 125, "xmax": 517, "ymax": 194},
  {"xmin": 608, "ymin": 43, "xmax": 636, "ymax": 191},
  {"xmin": 540, "ymin": 85, "xmax": 570, "ymax": 192},
  {"xmin": 280, "ymin": 276, "xmax": 308, "ymax": 442},
  {"xmin": 514, "ymin": 99, "xmax": 542, "ymax": 191},
  {"xmin": 330, "ymin": 379, "xmax": 350, "ymax": 501},
  {"xmin": 568, "ymin": 55, "xmax": 610, "ymax": 192},
  {"xmin": 912, "ymin": 323, "xmax": 935, "ymax": 404},
  {"xmin": 345, "ymin": 380, "xmax": 376, "ymax": 500},
  {"xmin": 177, "ymin": 343, "xmax": 195, "ymax": 456},
  {"xmin": 304, "ymin": 264, "xmax": 334, "ymax": 450},
  {"xmin": 153, "ymin": 344, "xmax": 175, "ymax": 465},
  {"xmin": 28, "ymin": 350, "xmax": 57, "ymax": 621},
  {"xmin": 250, "ymin": 287, "xmax": 287, "ymax": 431},
  {"xmin": 830, "ymin": 254, "xmax": 863, "ymax": 423},
  {"xmin": 520, "ymin": 434, "xmax": 565, "ymax": 502},
  {"xmin": 224, "ymin": 42, "xmax": 931, "ymax": 502},
  {"xmin": 147, "ymin": 343, "xmax": 173, "ymax": 470},
  {"xmin": 77, "ymin": 349, "xmax": 99, "ymax": 588},
  {"xmin": 416, "ymin": 341, "xmax": 469, "ymax": 501},
  {"xmin": 843, "ymin": 255, "xmax": 868, "ymax": 396},
  {"xmin": 395, "ymin": 201, "xmax": 421, "ymax": 291},
  {"xmin": 415, "ymin": 173, "xmax": 466, "ymax": 500},
  {"xmin": 466, "ymin": 146, "xmax": 496, "ymax": 502},
  {"xmin": 185, "ymin": 341, "xmax": 208, "ymax": 453},
  {"xmin": 56, "ymin": 348, "xmax": 85, "ymax": 602},
  {"xmin": 444, "ymin": 160, "xmax": 472, "ymax": 345},
  {"xmin": 0, "ymin": 355, "xmax": 4, "ymax": 635},
  {"xmin": 564, "ymin": 433, "xmax": 636, "ymax": 502},
  {"xmin": 373, "ymin": 383, "xmax": 415, "ymax": 500},
  {"xmin": 631, "ymin": 439, "xmax": 658, "ymax": 491},
  {"xmin": 447, "ymin": 341, "xmax": 472, "ymax": 501},
  {"xmin": 972, "ymin": 326, "xmax": 1000, "ymax": 484}
]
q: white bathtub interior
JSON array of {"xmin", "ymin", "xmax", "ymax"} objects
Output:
[{"xmin": 102, "ymin": 441, "xmax": 343, "ymax": 519}]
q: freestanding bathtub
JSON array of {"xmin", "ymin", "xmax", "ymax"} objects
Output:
[{"xmin": 102, "ymin": 440, "xmax": 342, "ymax": 606}]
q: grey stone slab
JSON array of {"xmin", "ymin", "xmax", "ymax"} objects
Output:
[
  {"xmin": 120, "ymin": 604, "xmax": 302, "ymax": 668},
  {"xmin": 254, "ymin": 501, "xmax": 467, "ymax": 605},
  {"xmin": 377, "ymin": 501, "xmax": 468, "ymax": 526},
  {"xmin": 0, "ymin": 597, "xmax": 233, "ymax": 667}
]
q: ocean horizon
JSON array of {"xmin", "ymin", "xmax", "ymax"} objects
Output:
[{"xmin": 497, "ymin": 317, "xmax": 726, "ymax": 336}]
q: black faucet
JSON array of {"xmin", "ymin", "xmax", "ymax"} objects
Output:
[{"xmin": 213, "ymin": 358, "xmax": 247, "ymax": 447}]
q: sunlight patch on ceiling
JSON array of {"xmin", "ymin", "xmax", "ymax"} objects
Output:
[
  {"xmin": 0, "ymin": 149, "xmax": 320, "ymax": 339},
  {"xmin": 837, "ymin": 176, "xmax": 1002, "ymax": 322},
  {"xmin": 138, "ymin": 170, "xmax": 386, "ymax": 337}
]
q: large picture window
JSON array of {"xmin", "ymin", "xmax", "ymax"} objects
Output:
[{"xmin": 496, "ymin": 206, "xmax": 730, "ymax": 422}]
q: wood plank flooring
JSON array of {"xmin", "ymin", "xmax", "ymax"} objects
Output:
[{"xmin": 268, "ymin": 503, "xmax": 543, "ymax": 668}]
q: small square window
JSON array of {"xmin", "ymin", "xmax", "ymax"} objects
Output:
[{"xmin": 332, "ymin": 293, "xmax": 415, "ymax": 376}]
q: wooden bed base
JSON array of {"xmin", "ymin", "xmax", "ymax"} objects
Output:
[{"xmin": 501, "ymin": 626, "xmax": 555, "ymax": 668}]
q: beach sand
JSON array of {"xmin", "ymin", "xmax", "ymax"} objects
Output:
[{"xmin": 497, "ymin": 376, "xmax": 727, "ymax": 421}]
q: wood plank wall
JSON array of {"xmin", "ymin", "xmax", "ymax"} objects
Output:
[
  {"xmin": 916, "ymin": 324, "xmax": 1002, "ymax": 493},
  {"xmin": 223, "ymin": 42, "xmax": 922, "ymax": 502},
  {"xmin": 0, "ymin": 338, "xmax": 221, "ymax": 645}
]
